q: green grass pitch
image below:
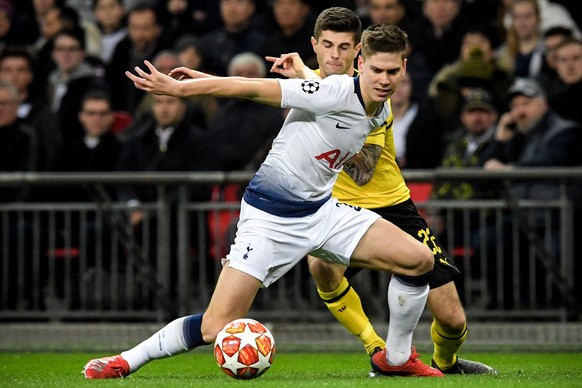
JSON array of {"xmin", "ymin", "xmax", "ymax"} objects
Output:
[{"xmin": 1, "ymin": 349, "xmax": 581, "ymax": 387}]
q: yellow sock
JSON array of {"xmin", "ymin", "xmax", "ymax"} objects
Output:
[
  {"xmin": 431, "ymin": 319, "xmax": 467, "ymax": 370},
  {"xmin": 318, "ymin": 277, "xmax": 385, "ymax": 356}
]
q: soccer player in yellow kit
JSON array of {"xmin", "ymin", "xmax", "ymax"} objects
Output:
[{"xmin": 303, "ymin": 7, "xmax": 497, "ymax": 375}]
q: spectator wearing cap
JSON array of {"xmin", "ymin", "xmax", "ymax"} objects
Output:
[
  {"xmin": 429, "ymin": 89, "xmax": 501, "ymax": 261},
  {"xmin": 428, "ymin": 27, "xmax": 511, "ymax": 130},
  {"xmin": 434, "ymin": 89, "xmax": 500, "ymax": 201},
  {"xmin": 483, "ymin": 78, "xmax": 582, "ymax": 200}
]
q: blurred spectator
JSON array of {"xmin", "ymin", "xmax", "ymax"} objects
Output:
[
  {"xmin": 430, "ymin": 89, "xmax": 500, "ymax": 249},
  {"xmin": 106, "ymin": 1, "xmax": 163, "ymax": 112},
  {"xmin": 47, "ymin": 27, "xmax": 107, "ymax": 141},
  {"xmin": 157, "ymin": 0, "xmax": 195, "ymax": 50},
  {"xmin": 391, "ymin": 71, "xmax": 446, "ymax": 169},
  {"xmin": 174, "ymin": 34, "xmax": 202, "ymax": 70},
  {"xmin": 434, "ymin": 89, "xmax": 499, "ymax": 199},
  {"xmin": 429, "ymin": 26, "xmax": 512, "ymax": 130},
  {"xmin": 199, "ymin": 0, "xmax": 266, "ymax": 76},
  {"xmin": 360, "ymin": 0, "xmax": 431, "ymax": 99},
  {"xmin": 190, "ymin": 0, "xmax": 223, "ymax": 36},
  {"xmin": 501, "ymin": 0, "xmax": 581, "ymax": 40},
  {"xmin": 92, "ymin": 0, "xmax": 127, "ymax": 65},
  {"xmin": 536, "ymin": 26, "xmax": 573, "ymax": 91},
  {"xmin": 483, "ymin": 77, "xmax": 582, "ymax": 199},
  {"xmin": 0, "ymin": 0, "xmax": 15, "ymax": 51},
  {"xmin": 53, "ymin": 89, "xmax": 121, "ymax": 174},
  {"xmin": 0, "ymin": 47, "xmax": 61, "ymax": 171},
  {"xmin": 482, "ymin": 77, "xmax": 582, "ymax": 277},
  {"xmin": 207, "ymin": 52, "xmax": 283, "ymax": 171},
  {"xmin": 262, "ymin": 0, "xmax": 316, "ymax": 72},
  {"xmin": 128, "ymin": 49, "xmax": 209, "ymax": 140},
  {"xmin": 546, "ymin": 39, "xmax": 582, "ymax": 125},
  {"xmin": 115, "ymin": 93, "xmax": 212, "ymax": 226},
  {"xmin": 0, "ymin": 81, "xmax": 38, "ymax": 202},
  {"xmin": 115, "ymin": 92, "xmax": 213, "ymax": 300},
  {"xmin": 174, "ymin": 36, "xmax": 219, "ymax": 128},
  {"xmin": 32, "ymin": 4, "xmax": 82, "ymax": 88},
  {"xmin": 415, "ymin": 0, "xmax": 467, "ymax": 77},
  {"xmin": 496, "ymin": 0, "xmax": 544, "ymax": 78}
]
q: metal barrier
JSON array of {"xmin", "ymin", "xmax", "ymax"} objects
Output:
[{"xmin": 1, "ymin": 169, "xmax": 580, "ymax": 323}]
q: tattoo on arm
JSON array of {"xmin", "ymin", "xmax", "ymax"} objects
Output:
[{"xmin": 343, "ymin": 144, "xmax": 382, "ymax": 186}]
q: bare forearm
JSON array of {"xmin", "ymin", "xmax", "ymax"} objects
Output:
[
  {"xmin": 179, "ymin": 77, "xmax": 282, "ymax": 106},
  {"xmin": 343, "ymin": 144, "xmax": 382, "ymax": 185}
]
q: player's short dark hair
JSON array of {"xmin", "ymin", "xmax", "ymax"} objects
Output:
[
  {"xmin": 360, "ymin": 23, "xmax": 408, "ymax": 60},
  {"xmin": 314, "ymin": 7, "xmax": 361, "ymax": 44}
]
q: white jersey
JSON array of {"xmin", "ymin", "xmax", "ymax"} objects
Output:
[{"xmin": 243, "ymin": 74, "xmax": 391, "ymax": 217}]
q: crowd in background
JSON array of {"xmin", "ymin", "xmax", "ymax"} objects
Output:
[{"xmin": 0, "ymin": 0, "xmax": 581, "ymax": 208}]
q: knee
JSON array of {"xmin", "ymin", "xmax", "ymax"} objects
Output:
[
  {"xmin": 414, "ymin": 244, "xmax": 434, "ymax": 275},
  {"xmin": 307, "ymin": 256, "xmax": 345, "ymax": 292},
  {"xmin": 437, "ymin": 313, "xmax": 467, "ymax": 333}
]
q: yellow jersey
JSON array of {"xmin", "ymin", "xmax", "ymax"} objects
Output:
[{"xmin": 332, "ymin": 100, "xmax": 410, "ymax": 208}]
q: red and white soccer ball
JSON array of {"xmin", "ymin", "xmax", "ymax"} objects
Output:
[{"xmin": 214, "ymin": 318, "xmax": 276, "ymax": 379}]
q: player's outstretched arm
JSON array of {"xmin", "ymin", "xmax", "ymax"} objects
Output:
[
  {"xmin": 266, "ymin": 52, "xmax": 320, "ymax": 80},
  {"xmin": 125, "ymin": 60, "xmax": 283, "ymax": 106}
]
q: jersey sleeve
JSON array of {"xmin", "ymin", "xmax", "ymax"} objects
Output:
[{"xmin": 278, "ymin": 75, "xmax": 351, "ymax": 115}]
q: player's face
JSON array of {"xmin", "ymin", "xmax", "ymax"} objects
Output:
[
  {"xmin": 358, "ymin": 51, "xmax": 406, "ymax": 103},
  {"xmin": 311, "ymin": 30, "xmax": 361, "ymax": 78}
]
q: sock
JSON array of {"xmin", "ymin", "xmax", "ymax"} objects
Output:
[
  {"xmin": 431, "ymin": 319, "xmax": 467, "ymax": 370},
  {"xmin": 121, "ymin": 313, "xmax": 208, "ymax": 372},
  {"xmin": 385, "ymin": 276, "xmax": 429, "ymax": 366},
  {"xmin": 318, "ymin": 277, "xmax": 385, "ymax": 356}
]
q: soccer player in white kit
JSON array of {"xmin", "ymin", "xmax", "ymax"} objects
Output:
[{"xmin": 83, "ymin": 21, "xmax": 443, "ymax": 379}]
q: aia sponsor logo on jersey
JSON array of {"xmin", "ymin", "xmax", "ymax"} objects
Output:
[{"xmin": 315, "ymin": 149, "xmax": 353, "ymax": 169}]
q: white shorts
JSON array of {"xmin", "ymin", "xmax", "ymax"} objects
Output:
[{"xmin": 224, "ymin": 197, "xmax": 381, "ymax": 287}]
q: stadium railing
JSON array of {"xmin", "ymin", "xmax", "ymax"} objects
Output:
[{"xmin": 0, "ymin": 168, "xmax": 580, "ymax": 323}]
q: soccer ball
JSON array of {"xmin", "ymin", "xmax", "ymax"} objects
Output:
[{"xmin": 214, "ymin": 318, "xmax": 276, "ymax": 379}]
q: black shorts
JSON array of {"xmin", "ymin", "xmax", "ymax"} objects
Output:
[{"xmin": 345, "ymin": 198, "xmax": 460, "ymax": 288}]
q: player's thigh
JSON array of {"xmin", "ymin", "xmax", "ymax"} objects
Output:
[
  {"xmin": 203, "ymin": 263, "xmax": 262, "ymax": 341},
  {"xmin": 351, "ymin": 218, "xmax": 433, "ymax": 275},
  {"xmin": 427, "ymin": 281, "xmax": 466, "ymax": 330}
]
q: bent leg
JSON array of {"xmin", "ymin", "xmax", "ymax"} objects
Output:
[
  {"xmin": 428, "ymin": 281, "xmax": 467, "ymax": 369},
  {"xmin": 352, "ymin": 219, "xmax": 434, "ymax": 366},
  {"xmin": 308, "ymin": 256, "xmax": 385, "ymax": 355},
  {"xmin": 118, "ymin": 263, "xmax": 260, "ymax": 373}
]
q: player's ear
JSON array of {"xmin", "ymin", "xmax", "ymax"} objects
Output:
[
  {"xmin": 357, "ymin": 55, "xmax": 363, "ymax": 71},
  {"xmin": 402, "ymin": 57, "xmax": 407, "ymax": 75},
  {"xmin": 311, "ymin": 36, "xmax": 317, "ymax": 53},
  {"xmin": 355, "ymin": 42, "xmax": 362, "ymax": 55}
]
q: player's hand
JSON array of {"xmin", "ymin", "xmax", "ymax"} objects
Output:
[
  {"xmin": 169, "ymin": 67, "xmax": 215, "ymax": 81},
  {"xmin": 267, "ymin": 52, "xmax": 318, "ymax": 79},
  {"xmin": 125, "ymin": 60, "xmax": 181, "ymax": 96}
]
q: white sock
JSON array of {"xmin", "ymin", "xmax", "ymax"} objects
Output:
[
  {"xmin": 121, "ymin": 316, "xmax": 190, "ymax": 372},
  {"xmin": 385, "ymin": 276, "xmax": 429, "ymax": 366}
]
